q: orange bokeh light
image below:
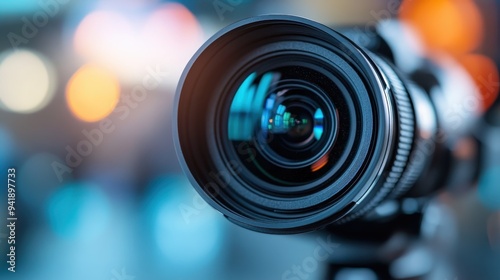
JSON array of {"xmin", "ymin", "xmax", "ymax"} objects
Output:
[
  {"xmin": 400, "ymin": 0, "xmax": 484, "ymax": 54},
  {"xmin": 458, "ymin": 54, "xmax": 500, "ymax": 112},
  {"xmin": 66, "ymin": 64, "xmax": 120, "ymax": 122}
]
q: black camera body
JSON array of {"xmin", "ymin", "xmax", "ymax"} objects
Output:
[{"xmin": 174, "ymin": 16, "xmax": 480, "ymax": 235}]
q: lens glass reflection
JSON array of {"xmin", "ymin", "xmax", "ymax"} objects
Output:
[{"xmin": 227, "ymin": 66, "xmax": 338, "ymax": 186}]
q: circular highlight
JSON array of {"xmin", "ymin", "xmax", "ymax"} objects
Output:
[
  {"xmin": 145, "ymin": 176, "xmax": 224, "ymax": 267},
  {"xmin": 73, "ymin": 11, "xmax": 141, "ymax": 81},
  {"xmin": 46, "ymin": 182, "xmax": 111, "ymax": 240},
  {"xmin": 0, "ymin": 49, "xmax": 56, "ymax": 113},
  {"xmin": 143, "ymin": 3, "xmax": 204, "ymax": 86},
  {"xmin": 66, "ymin": 64, "xmax": 120, "ymax": 122},
  {"xmin": 73, "ymin": 10, "xmax": 135, "ymax": 60},
  {"xmin": 400, "ymin": 0, "xmax": 484, "ymax": 54}
]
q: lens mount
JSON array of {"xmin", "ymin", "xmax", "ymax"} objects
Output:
[{"xmin": 174, "ymin": 15, "xmax": 416, "ymax": 233}]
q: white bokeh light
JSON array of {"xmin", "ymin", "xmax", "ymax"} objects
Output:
[
  {"xmin": 0, "ymin": 49, "xmax": 56, "ymax": 113},
  {"xmin": 72, "ymin": 3, "xmax": 203, "ymax": 87}
]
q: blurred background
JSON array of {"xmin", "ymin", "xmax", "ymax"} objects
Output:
[{"xmin": 0, "ymin": 0, "xmax": 500, "ymax": 279}]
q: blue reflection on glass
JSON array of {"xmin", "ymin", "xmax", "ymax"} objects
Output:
[
  {"xmin": 314, "ymin": 108, "xmax": 324, "ymax": 140},
  {"xmin": 229, "ymin": 72, "xmax": 275, "ymax": 141},
  {"xmin": 277, "ymin": 104, "xmax": 286, "ymax": 115}
]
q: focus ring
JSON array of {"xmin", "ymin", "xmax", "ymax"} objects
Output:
[
  {"xmin": 337, "ymin": 55, "xmax": 415, "ymax": 224},
  {"xmin": 389, "ymin": 82, "xmax": 433, "ymax": 198},
  {"xmin": 378, "ymin": 58, "xmax": 417, "ymax": 197}
]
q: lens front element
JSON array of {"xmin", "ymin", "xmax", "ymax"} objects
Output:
[{"xmin": 227, "ymin": 66, "xmax": 337, "ymax": 186}]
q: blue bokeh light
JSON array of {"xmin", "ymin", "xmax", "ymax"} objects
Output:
[
  {"xmin": 0, "ymin": 0, "xmax": 41, "ymax": 16},
  {"xmin": 46, "ymin": 182, "xmax": 111, "ymax": 240},
  {"xmin": 144, "ymin": 176, "xmax": 225, "ymax": 269}
]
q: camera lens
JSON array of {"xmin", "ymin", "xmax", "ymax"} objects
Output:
[
  {"xmin": 227, "ymin": 66, "xmax": 339, "ymax": 186},
  {"xmin": 174, "ymin": 16, "xmax": 435, "ymax": 233}
]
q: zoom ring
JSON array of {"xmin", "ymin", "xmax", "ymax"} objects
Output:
[{"xmin": 336, "ymin": 56, "xmax": 415, "ymax": 224}]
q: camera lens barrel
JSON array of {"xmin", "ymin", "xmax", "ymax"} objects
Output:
[{"xmin": 174, "ymin": 16, "xmax": 437, "ymax": 233}]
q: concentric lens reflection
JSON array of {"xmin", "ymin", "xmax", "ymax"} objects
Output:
[
  {"xmin": 261, "ymin": 93, "xmax": 324, "ymax": 147},
  {"xmin": 226, "ymin": 66, "xmax": 338, "ymax": 186}
]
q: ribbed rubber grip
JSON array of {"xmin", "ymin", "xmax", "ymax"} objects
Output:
[{"xmin": 336, "ymin": 55, "xmax": 415, "ymax": 224}]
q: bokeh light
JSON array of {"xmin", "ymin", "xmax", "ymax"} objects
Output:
[
  {"xmin": 145, "ymin": 176, "xmax": 225, "ymax": 268},
  {"xmin": 72, "ymin": 4, "xmax": 203, "ymax": 86},
  {"xmin": 46, "ymin": 182, "xmax": 111, "ymax": 240},
  {"xmin": 390, "ymin": 246, "xmax": 434, "ymax": 279},
  {"xmin": 73, "ymin": 10, "xmax": 143, "ymax": 82},
  {"xmin": 66, "ymin": 64, "xmax": 120, "ymax": 122},
  {"xmin": 0, "ymin": 0, "xmax": 43, "ymax": 16},
  {"xmin": 458, "ymin": 54, "xmax": 500, "ymax": 112},
  {"xmin": 0, "ymin": 49, "xmax": 56, "ymax": 113},
  {"xmin": 400, "ymin": 0, "xmax": 484, "ymax": 54},
  {"xmin": 142, "ymin": 2, "xmax": 204, "ymax": 85},
  {"xmin": 478, "ymin": 166, "xmax": 500, "ymax": 210},
  {"xmin": 431, "ymin": 56, "xmax": 480, "ymax": 135}
]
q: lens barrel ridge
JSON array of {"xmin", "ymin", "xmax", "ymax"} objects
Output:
[{"xmin": 336, "ymin": 55, "xmax": 417, "ymax": 224}]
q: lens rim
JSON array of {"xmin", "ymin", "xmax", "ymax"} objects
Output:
[{"xmin": 174, "ymin": 15, "xmax": 396, "ymax": 233}]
